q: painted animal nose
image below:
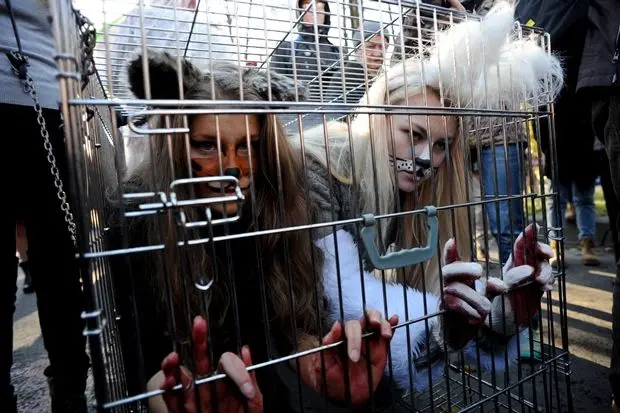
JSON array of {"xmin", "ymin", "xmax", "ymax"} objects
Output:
[
  {"xmin": 224, "ymin": 168, "xmax": 241, "ymax": 179},
  {"xmin": 414, "ymin": 157, "xmax": 431, "ymax": 169}
]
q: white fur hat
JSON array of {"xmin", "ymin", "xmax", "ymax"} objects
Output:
[{"xmin": 362, "ymin": 1, "xmax": 564, "ymax": 112}]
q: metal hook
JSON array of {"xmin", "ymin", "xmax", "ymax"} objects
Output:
[{"xmin": 194, "ymin": 208, "xmax": 215, "ymax": 292}]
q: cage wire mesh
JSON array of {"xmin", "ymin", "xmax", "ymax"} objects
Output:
[{"xmin": 49, "ymin": 0, "xmax": 573, "ymax": 411}]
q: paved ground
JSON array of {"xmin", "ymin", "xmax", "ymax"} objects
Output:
[
  {"xmin": 546, "ymin": 216, "xmax": 615, "ymax": 412},
  {"xmin": 10, "ymin": 218, "xmax": 616, "ymax": 412}
]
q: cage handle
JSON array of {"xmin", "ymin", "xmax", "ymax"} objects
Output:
[{"xmin": 360, "ymin": 206, "xmax": 438, "ymax": 270}]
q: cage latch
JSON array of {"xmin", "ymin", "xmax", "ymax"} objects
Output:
[
  {"xmin": 359, "ymin": 206, "xmax": 438, "ymax": 270},
  {"xmin": 81, "ymin": 309, "xmax": 105, "ymax": 337},
  {"xmin": 124, "ymin": 177, "xmax": 245, "ymax": 227}
]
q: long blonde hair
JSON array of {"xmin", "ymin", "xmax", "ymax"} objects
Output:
[{"xmin": 298, "ymin": 1, "xmax": 563, "ymax": 294}]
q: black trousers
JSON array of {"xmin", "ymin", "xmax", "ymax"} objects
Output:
[
  {"xmin": 590, "ymin": 88, "xmax": 620, "ymax": 403},
  {"xmin": 597, "ymin": 149, "xmax": 620, "ymax": 262},
  {"xmin": 1, "ymin": 103, "xmax": 88, "ymax": 403}
]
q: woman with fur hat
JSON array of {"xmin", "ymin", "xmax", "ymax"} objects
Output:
[
  {"xmin": 294, "ymin": 1, "xmax": 563, "ymax": 393},
  {"xmin": 108, "ymin": 50, "xmax": 399, "ymax": 413},
  {"xmin": 393, "ymin": 0, "xmax": 531, "ymax": 266}
]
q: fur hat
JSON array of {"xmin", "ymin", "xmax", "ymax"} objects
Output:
[
  {"xmin": 366, "ymin": 1, "xmax": 564, "ymax": 113},
  {"xmin": 126, "ymin": 48, "xmax": 308, "ymax": 103}
]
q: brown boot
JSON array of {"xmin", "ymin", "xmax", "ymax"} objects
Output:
[
  {"xmin": 549, "ymin": 239, "xmax": 559, "ymax": 267},
  {"xmin": 579, "ymin": 238, "xmax": 600, "ymax": 266}
]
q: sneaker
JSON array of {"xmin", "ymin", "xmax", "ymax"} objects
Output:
[{"xmin": 579, "ymin": 238, "xmax": 600, "ymax": 266}]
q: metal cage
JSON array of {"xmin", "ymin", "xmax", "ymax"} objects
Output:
[{"xmin": 48, "ymin": 0, "xmax": 573, "ymax": 411}]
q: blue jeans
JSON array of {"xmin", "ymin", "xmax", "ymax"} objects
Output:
[
  {"xmin": 481, "ymin": 144, "xmax": 525, "ymax": 264},
  {"xmin": 546, "ymin": 180, "xmax": 596, "ymax": 240}
]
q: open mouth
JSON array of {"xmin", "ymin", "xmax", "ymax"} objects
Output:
[{"xmin": 204, "ymin": 182, "xmax": 247, "ymax": 194}]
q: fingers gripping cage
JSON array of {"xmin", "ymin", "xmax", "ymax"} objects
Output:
[{"xmin": 49, "ymin": 0, "xmax": 574, "ymax": 411}]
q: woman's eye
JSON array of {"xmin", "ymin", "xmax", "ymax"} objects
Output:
[
  {"xmin": 404, "ymin": 131, "xmax": 424, "ymax": 143},
  {"xmin": 237, "ymin": 139, "xmax": 259, "ymax": 155},
  {"xmin": 433, "ymin": 139, "xmax": 447, "ymax": 151},
  {"xmin": 190, "ymin": 139, "xmax": 217, "ymax": 153},
  {"xmin": 237, "ymin": 142, "xmax": 249, "ymax": 154}
]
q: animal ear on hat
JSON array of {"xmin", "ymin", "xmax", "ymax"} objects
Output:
[
  {"xmin": 126, "ymin": 48, "xmax": 203, "ymax": 100},
  {"xmin": 247, "ymin": 69, "xmax": 309, "ymax": 103}
]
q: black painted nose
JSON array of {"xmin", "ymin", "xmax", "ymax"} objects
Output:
[
  {"xmin": 224, "ymin": 168, "xmax": 241, "ymax": 179},
  {"xmin": 414, "ymin": 157, "xmax": 431, "ymax": 169}
]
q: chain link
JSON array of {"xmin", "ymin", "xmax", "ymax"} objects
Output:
[{"xmin": 22, "ymin": 74, "xmax": 78, "ymax": 247}]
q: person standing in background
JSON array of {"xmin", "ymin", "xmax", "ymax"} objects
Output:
[
  {"xmin": 270, "ymin": 0, "xmax": 340, "ymax": 102},
  {"xmin": 0, "ymin": 0, "xmax": 89, "ymax": 412},
  {"xmin": 327, "ymin": 20, "xmax": 389, "ymax": 105},
  {"xmin": 574, "ymin": 0, "xmax": 620, "ymax": 407}
]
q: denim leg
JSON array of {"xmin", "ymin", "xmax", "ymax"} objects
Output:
[
  {"xmin": 571, "ymin": 181, "xmax": 597, "ymax": 240},
  {"xmin": 481, "ymin": 143, "xmax": 525, "ymax": 264},
  {"xmin": 546, "ymin": 180, "xmax": 569, "ymax": 239}
]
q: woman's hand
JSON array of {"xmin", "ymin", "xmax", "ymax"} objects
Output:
[
  {"xmin": 296, "ymin": 310, "xmax": 398, "ymax": 407},
  {"xmin": 439, "ymin": 238, "xmax": 491, "ymax": 349},
  {"xmin": 158, "ymin": 316, "xmax": 263, "ymax": 413},
  {"xmin": 485, "ymin": 223, "xmax": 554, "ymax": 333}
]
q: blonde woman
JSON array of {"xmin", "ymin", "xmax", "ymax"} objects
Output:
[{"xmin": 295, "ymin": 1, "xmax": 563, "ymax": 393}]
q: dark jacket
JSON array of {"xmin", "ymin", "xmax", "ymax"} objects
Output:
[
  {"xmin": 576, "ymin": 0, "xmax": 620, "ymax": 92},
  {"xmin": 533, "ymin": 3, "xmax": 600, "ymax": 187},
  {"xmin": 270, "ymin": 1, "xmax": 340, "ymax": 102},
  {"xmin": 327, "ymin": 60, "xmax": 374, "ymax": 105}
]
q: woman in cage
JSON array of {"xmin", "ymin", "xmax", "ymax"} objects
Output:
[
  {"xmin": 107, "ymin": 50, "xmax": 406, "ymax": 413},
  {"xmin": 293, "ymin": 1, "xmax": 563, "ymax": 393}
]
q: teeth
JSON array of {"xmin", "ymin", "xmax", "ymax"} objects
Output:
[
  {"xmin": 207, "ymin": 182, "xmax": 225, "ymax": 190},
  {"xmin": 205, "ymin": 182, "xmax": 242, "ymax": 192}
]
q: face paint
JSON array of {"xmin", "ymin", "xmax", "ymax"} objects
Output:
[
  {"xmin": 189, "ymin": 138, "xmax": 259, "ymax": 205},
  {"xmin": 191, "ymin": 144, "xmax": 256, "ymax": 177},
  {"xmin": 188, "ymin": 114, "xmax": 261, "ymax": 217},
  {"xmin": 389, "ymin": 146, "xmax": 436, "ymax": 182}
]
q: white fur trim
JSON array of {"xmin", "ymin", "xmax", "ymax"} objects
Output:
[
  {"xmin": 426, "ymin": 1, "xmax": 564, "ymax": 111},
  {"xmin": 315, "ymin": 229, "xmax": 441, "ymax": 392}
]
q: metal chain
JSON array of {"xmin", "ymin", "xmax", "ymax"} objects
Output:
[
  {"xmin": 21, "ymin": 73, "xmax": 78, "ymax": 247},
  {"xmin": 74, "ymin": 8, "xmax": 97, "ymax": 91},
  {"xmin": 5, "ymin": 6, "xmax": 97, "ymax": 250}
]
